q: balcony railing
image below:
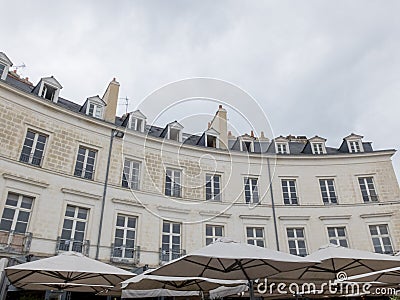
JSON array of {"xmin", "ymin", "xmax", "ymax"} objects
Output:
[
  {"xmin": 159, "ymin": 248, "xmax": 186, "ymax": 264},
  {"xmin": 56, "ymin": 237, "xmax": 90, "ymax": 256},
  {"xmin": 0, "ymin": 230, "xmax": 32, "ymax": 254},
  {"xmin": 110, "ymin": 244, "xmax": 140, "ymax": 265},
  {"xmin": 19, "ymin": 153, "xmax": 43, "ymax": 166}
]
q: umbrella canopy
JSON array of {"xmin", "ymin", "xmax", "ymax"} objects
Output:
[
  {"xmin": 122, "ymin": 289, "xmax": 199, "ymax": 298},
  {"xmin": 270, "ymin": 244, "xmax": 400, "ymax": 282},
  {"xmin": 346, "ymin": 266, "xmax": 400, "ymax": 284},
  {"xmin": 121, "ymin": 271, "xmax": 247, "ymax": 291},
  {"xmin": 148, "ymin": 238, "xmax": 318, "ymax": 280},
  {"xmin": 5, "ymin": 251, "xmax": 134, "ymax": 293}
]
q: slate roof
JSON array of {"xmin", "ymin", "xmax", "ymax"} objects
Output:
[{"xmin": 2, "ymin": 70, "xmax": 378, "ymax": 156}]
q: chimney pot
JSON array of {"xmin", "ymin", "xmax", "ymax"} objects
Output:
[
  {"xmin": 251, "ymin": 130, "xmax": 254, "ymax": 137},
  {"xmin": 219, "ymin": 105, "xmax": 222, "ymax": 109}
]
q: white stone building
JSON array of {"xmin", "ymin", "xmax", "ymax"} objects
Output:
[{"xmin": 0, "ymin": 51, "xmax": 399, "ymax": 272}]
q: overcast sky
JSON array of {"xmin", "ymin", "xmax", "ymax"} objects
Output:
[{"xmin": 1, "ymin": 0, "xmax": 399, "ymax": 179}]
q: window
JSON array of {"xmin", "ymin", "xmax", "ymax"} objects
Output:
[
  {"xmin": 242, "ymin": 141, "xmax": 254, "ymax": 152},
  {"xmin": 113, "ymin": 215, "xmax": 137, "ymax": 259},
  {"xmin": 358, "ymin": 177, "xmax": 378, "ymax": 202},
  {"xmin": 122, "ymin": 159, "xmax": 140, "ymax": 189},
  {"xmin": 131, "ymin": 118, "xmax": 144, "ymax": 132},
  {"xmin": 369, "ymin": 225, "xmax": 393, "ymax": 254},
  {"xmin": 246, "ymin": 227, "xmax": 265, "ymax": 247},
  {"xmin": 244, "ymin": 178, "xmax": 259, "ymax": 204},
  {"xmin": 287, "ymin": 228, "xmax": 307, "ymax": 256},
  {"xmin": 349, "ymin": 140, "xmax": 362, "ymax": 153},
  {"xmin": 161, "ymin": 221, "xmax": 182, "ymax": 262},
  {"xmin": 206, "ymin": 225, "xmax": 224, "ymax": 245},
  {"xmin": 281, "ymin": 179, "xmax": 298, "ymax": 205},
  {"xmin": 206, "ymin": 174, "xmax": 221, "ymax": 201},
  {"xmin": 87, "ymin": 103, "xmax": 103, "ymax": 118},
  {"xmin": 319, "ymin": 179, "xmax": 337, "ymax": 204},
  {"xmin": 59, "ymin": 205, "xmax": 88, "ymax": 253},
  {"xmin": 40, "ymin": 83, "xmax": 57, "ymax": 101},
  {"xmin": 165, "ymin": 169, "xmax": 181, "ymax": 197},
  {"xmin": 0, "ymin": 192, "xmax": 33, "ymax": 234},
  {"xmin": 0, "ymin": 64, "xmax": 5, "ymax": 78},
  {"xmin": 19, "ymin": 130, "xmax": 47, "ymax": 166},
  {"xmin": 312, "ymin": 143, "xmax": 324, "ymax": 154},
  {"xmin": 206, "ymin": 135, "xmax": 218, "ymax": 148},
  {"xmin": 168, "ymin": 128, "xmax": 181, "ymax": 142},
  {"xmin": 327, "ymin": 227, "xmax": 348, "ymax": 247},
  {"xmin": 276, "ymin": 143, "xmax": 289, "ymax": 154},
  {"xmin": 74, "ymin": 146, "xmax": 97, "ymax": 180}
]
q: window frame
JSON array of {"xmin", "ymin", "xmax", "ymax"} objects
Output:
[
  {"xmin": 59, "ymin": 204, "xmax": 89, "ymax": 253},
  {"xmin": 112, "ymin": 214, "xmax": 138, "ymax": 259},
  {"xmin": 327, "ymin": 226, "xmax": 349, "ymax": 247},
  {"xmin": 276, "ymin": 142, "xmax": 289, "ymax": 154},
  {"xmin": 369, "ymin": 224, "xmax": 393, "ymax": 254},
  {"xmin": 165, "ymin": 168, "xmax": 182, "ymax": 198},
  {"xmin": 286, "ymin": 227, "xmax": 308, "ymax": 257},
  {"xmin": 205, "ymin": 224, "xmax": 224, "ymax": 245},
  {"xmin": 122, "ymin": 158, "xmax": 141, "ymax": 190},
  {"xmin": 73, "ymin": 145, "xmax": 98, "ymax": 180},
  {"xmin": 205, "ymin": 173, "xmax": 221, "ymax": 201},
  {"xmin": 161, "ymin": 221, "xmax": 182, "ymax": 262},
  {"xmin": 0, "ymin": 192, "xmax": 34, "ymax": 234},
  {"xmin": 281, "ymin": 179, "xmax": 299, "ymax": 205},
  {"xmin": 358, "ymin": 176, "xmax": 378, "ymax": 202},
  {"xmin": 312, "ymin": 143, "xmax": 324, "ymax": 154},
  {"xmin": 19, "ymin": 129, "xmax": 48, "ymax": 167},
  {"xmin": 244, "ymin": 177, "xmax": 259, "ymax": 204},
  {"xmin": 246, "ymin": 227, "xmax": 265, "ymax": 247},
  {"xmin": 319, "ymin": 178, "xmax": 338, "ymax": 205},
  {"xmin": 347, "ymin": 139, "xmax": 364, "ymax": 153}
]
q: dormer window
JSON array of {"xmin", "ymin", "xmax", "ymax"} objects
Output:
[
  {"xmin": 239, "ymin": 135, "xmax": 255, "ymax": 152},
  {"xmin": 36, "ymin": 76, "xmax": 62, "ymax": 103},
  {"xmin": 205, "ymin": 128, "xmax": 220, "ymax": 148},
  {"xmin": 0, "ymin": 52, "xmax": 13, "ymax": 80},
  {"xmin": 312, "ymin": 143, "xmax": 324, "ymax": 154},
  {"xmin": 207, "ymin": 135, "xmax": 217, "ymax": 148},
  {"xmin": 40, "ymin": 83, "xmax": 57, "ymax": 101},
  {"xmin": 344, "ymin": 134, "xmax": 364, "ymax": 153},
  {"xmin": 348, "ymin": 140, "xmax": 362, "ymax": 153},
  {"xmin": 87, "ymin": 103, "xmax": 103, "ymax": 118},
  {"xmin": 166, "ymin": 121, "xmax": 183, "ymax": 142},
  {"xmin": 276, "ymin": 143, "xmax": 288, "ymax": 154},
  {"xmin": 83, "ymin": 96, "xmax": 106, "ymax": 119},
  {"xmin": 128, "ymin": 110, "xmax": 146, "ymax": 132}
]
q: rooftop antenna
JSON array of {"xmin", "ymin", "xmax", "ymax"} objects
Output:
[
  {"xmin": 118, "ymin": 96, "xmax": 129, "ymax": 114},
  {"xmin": 12, "ymin": 63, "xmax": 26, "ymax": 71}
]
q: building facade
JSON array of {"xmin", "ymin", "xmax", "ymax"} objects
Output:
[{"xmin": 0, "ymin": 51, "xmax": 400, "ymax": 271}]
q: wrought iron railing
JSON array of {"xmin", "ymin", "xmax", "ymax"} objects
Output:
[
  {"xmin": 0, "ymin": 230, "xmax": 32, "ymax": 254},
  {"xmin": 56, "ymin": 237, "xmax": 90, "ymax": 256},
  {"xmin": 159, "ymin": 248, "xmax": 186, "ymax": 264},
  {"xmin": 110, "ymin": 244, "xmax": 140, "ymax": 264}
]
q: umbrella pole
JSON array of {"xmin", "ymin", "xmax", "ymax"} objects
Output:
[{"xmin": 249, "ymin": 280, "xmax": 255, "ymax": 300}]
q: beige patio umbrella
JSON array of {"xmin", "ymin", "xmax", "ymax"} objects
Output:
[
  {"xmin": 346, "ymin": 265, "xmax": 400, "ymax": 284},
  {"xmin": 121, "ymin": 270, "xmax": 247, "ymax": 298},
  {"xmin": 5, "ymin": 251, "xmax": 134, "ymax": 294},
  {"xmin": 148, "ymin": 238, "xmax": 318, "ymax": 299},
  {"xmin": 270, "ymin": 244, "xmax": 400, "ymax": 282}
]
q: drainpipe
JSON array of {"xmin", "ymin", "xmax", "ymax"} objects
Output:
[
  {"xmin": 96, "ymin": 129, "xmax": 123, "ymax": 260},
  {"xmin": 267, "ymin": 157, "xmax": 280, "ymax": 251}
]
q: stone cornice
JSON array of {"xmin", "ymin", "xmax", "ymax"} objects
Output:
[
  {"xmin": 61, "ymin": 188, "xmax": 102, "ymax": 200},
  {"xmin": 3, "ymin": 173, "xmax": 49, "ymax": 188}
]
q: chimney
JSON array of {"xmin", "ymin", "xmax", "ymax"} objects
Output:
[
  {"xmin": 102, "ymin": 78, "xmax": 120, "ymax": 123},
  {"xmin": 210, "ymin": 105, "xmax": 228, "ymax": 149}
]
